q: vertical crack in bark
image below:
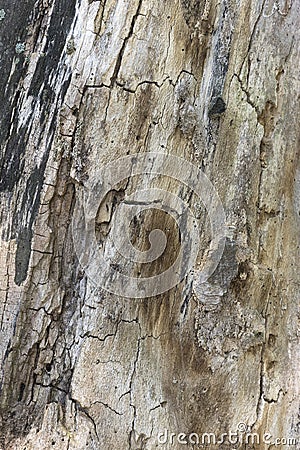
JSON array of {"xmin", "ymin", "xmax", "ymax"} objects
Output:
[
  {"xmin": 238, "ymin": 0, "xmax": 267, "ymax": 79},
  {"xmin": 255, "ymin": 271, "xmax": 274, "ymax": 426},
  {"xmin": 110, "ymin": 0, "xmax": 143, "ymax": 87},
  {"xmin": 70, "ymin": 398, "xmax": 99, "ymax": 440},
  {"xmin": 128, "ymin": 323, "xmax": 141, "ymax": 450},
  {"xmin": 94, "ymin": 0, "xmax": 108, "ymax": 38}
]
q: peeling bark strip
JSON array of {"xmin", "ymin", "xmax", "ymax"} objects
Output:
[{"xmin": 0, "ymin": 0, "xmax": 299, "ymax": 449}]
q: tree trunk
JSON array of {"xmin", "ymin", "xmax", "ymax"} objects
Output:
[{"xmin": 0, "ymin": 0, "xmax": 299, "ymax": 448}]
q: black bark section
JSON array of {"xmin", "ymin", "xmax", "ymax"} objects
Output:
[
  {"xmin": 0, "ymin": 0, "xmax": 75, "ymax": 284},
  {"xmin": 0, "ymin": 0, "xmax": 75, "ymax": 190},
  {"xmin": 0, "ymin": 0, "xmax": 36, "ymax": 173},
  {"xmin": 28, "ymin": 0, "xmax": 76, "ymax": 98},
  {"xmin": 208, "ymin": 0, "xmax": 233, "ymax": 117},
  {"xmin": 13, "ymin": 158, "xmax": 49, "ymax": 285}
]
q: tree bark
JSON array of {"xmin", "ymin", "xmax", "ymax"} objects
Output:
[{"xmin": 0, "ymin": 0, "xmax": 299, "ymax": 449}]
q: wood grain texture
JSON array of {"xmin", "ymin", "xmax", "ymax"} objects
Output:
[{"xmin": 0, "ymin": 0, "xmax": 299, "ymax": 448}]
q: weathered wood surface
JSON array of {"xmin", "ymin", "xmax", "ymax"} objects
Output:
[{"xmin": 0, "ymin": 0, "xmax": 299, "ymax": 448}]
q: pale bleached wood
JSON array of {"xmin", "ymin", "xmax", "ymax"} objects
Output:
[{"xmin": 0, "ymin": 0, "xmax": 299, "ymax": 448}]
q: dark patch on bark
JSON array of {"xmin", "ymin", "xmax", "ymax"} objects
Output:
[
  {"xmin": 208, "ymin": 96, "xmax": 227, "ymax": 116},
  {"xmin": 208, "ymin": 238, "xmax": 239, "ymax": 289},
  {"xmin": 15, "ymin": 228, "xmax": 33, "ymax": 285},
  {"xmin": 13, "ymin": 147, "xmax": 50, "ymax": 285},
  {"xmin": 18, "ymin": 383, "xmax": 26, "ymax": 402}
]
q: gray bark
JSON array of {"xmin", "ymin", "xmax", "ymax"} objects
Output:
[{"xmin": 0, "ymin": 0, "xmax": 299, "ymax": 448}]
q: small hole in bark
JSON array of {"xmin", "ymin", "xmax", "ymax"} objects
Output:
[
  {"xmin": 51, "ymin": 441, "xmax": 56, "ymax": 446},
  {"xmin": 208, "ymin": 96, "xmax": 226, "ymax": 117},
  {"xmin": 268, "ymin": 334, "xmax": 276, "ymax": 346},
  {"xmin": 46, "ymin": 363, "xmax": 52, "ymax": 372}
]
